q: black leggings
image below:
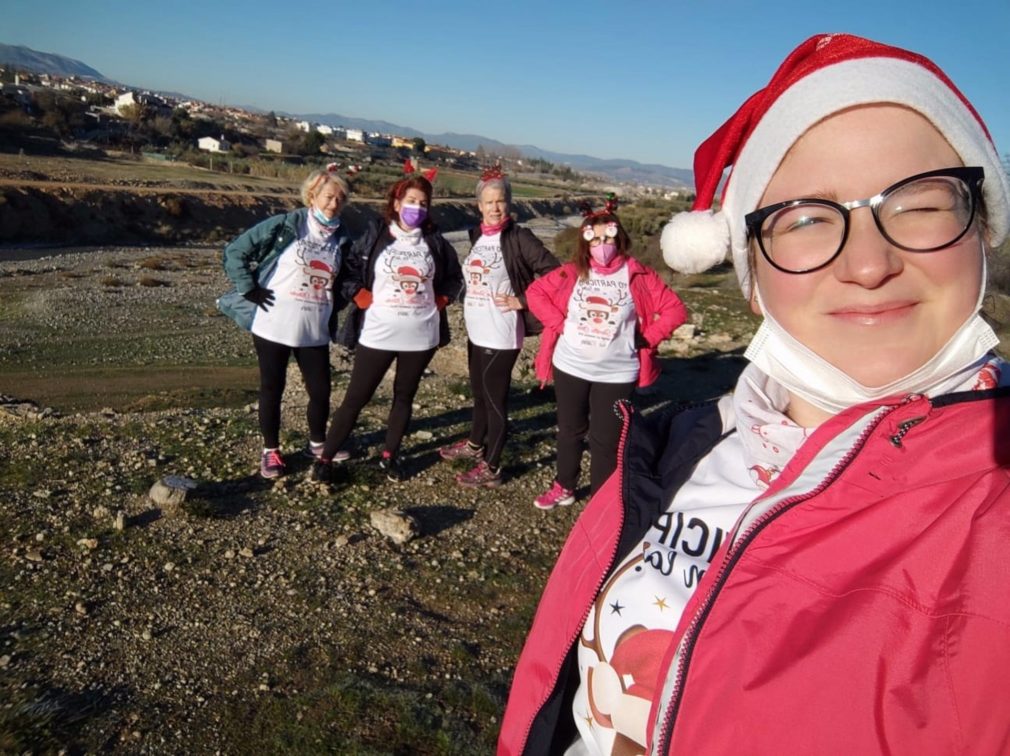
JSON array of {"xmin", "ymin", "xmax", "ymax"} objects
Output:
[
  {"xmin": 252, "ymin": 334, "xmax": 331, "ymax": 449},
  {"xmin": 323, "ymin": 343, "xmax": 436, "ymax": 458},
  {"xmin": 553, "ymin": 367, "xmax": 635, "ymax": 495},
  {"xmin": 466, "ymin": 341, "xmax": 520, "ymax": 469}
]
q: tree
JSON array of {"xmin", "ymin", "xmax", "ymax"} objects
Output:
[{"xmin": 412, "ymin": 137, "xmax": 426, "ymax": 154}]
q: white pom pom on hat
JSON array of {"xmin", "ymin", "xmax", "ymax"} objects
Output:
[
  {"xmin": 660, "ymin": 33, "xmax": 1010, "ymax": 300},
  {"xmin": 660, "ymin": 209, "xmax": 729, "ymax": 274}
]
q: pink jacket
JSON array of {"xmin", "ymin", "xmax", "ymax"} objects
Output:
[
  {"xmin": 498, "ymin": 390, "xmax": 1010, "ymax": 755},
  {"xmin": 525, "ymin": 259, "xmax": 687, "ymax": 388}
]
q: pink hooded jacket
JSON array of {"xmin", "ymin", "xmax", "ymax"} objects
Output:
[{"xmin": 525, "ymin": 258, "xmax": 687, "ymax": 388}]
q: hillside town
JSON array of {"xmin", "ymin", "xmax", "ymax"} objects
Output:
[{"xmin": 0, "ymin": 65, "xmax": 687, "ymax": 201}]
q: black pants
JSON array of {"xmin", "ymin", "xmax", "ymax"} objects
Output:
[
  {"xmin": 553, "ymin": 367, "xmax": 635, "ymax": 495},
  {"xmin": 467, "ymin": 341, "xmax": 520, "ymax": 469},
  {"xmin": 252, "ymin": 334, "xmax": 331, "ymax": 449},
  {"xmin": 323, "ymin": 343, "xmax": 436, "ymax": 458}
]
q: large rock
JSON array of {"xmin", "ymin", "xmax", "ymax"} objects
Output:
[
  {"xmin": 148, "ymin": 475, "xmax": 198, "ymax": 513},
  {"xmin": 369, "ymin": 508, "xmax": 420, "ymax": 545}
]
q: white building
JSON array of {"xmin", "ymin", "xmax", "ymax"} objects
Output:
[
  {"xmin": 115, "ymin": 91, "xmax": 140, "ymax": 114},
  {"xmin": 345, "ymin": 128, "xmax": 365, "ymax": 143},
  {"xmin": 264, "ymin": 138, "xmax": 283, "ymax": 154},
  {"xmin": 317, "ymin": 124, "xmax": 333, "ymax": 135},
  {"xmin": 296, "ymin": 120, "xmax": 313, "ymax": 132},
  {"xmin": 197, "ymin": 136, "xmax": 230, "ymax": 153}
]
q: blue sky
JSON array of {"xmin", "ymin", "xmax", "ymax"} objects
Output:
[{"xmin": 5, "ymin": 0, "xmax": 1009, "ymax": 170}]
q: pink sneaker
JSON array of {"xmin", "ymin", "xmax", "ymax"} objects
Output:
[
  {"xmin": 534, "ymin": 481, "xmax": 575, "ymax": 510},
  {"xmin": 439, "ymin": 439, "xmax": 484, "ymax": 461},
  {"xmin": 456, "ymin": 461, "xmax": 502, "ymax": 489},
  {"xmin": 259, "ymin": 448, "xmax": 285, "ymax": 479}
]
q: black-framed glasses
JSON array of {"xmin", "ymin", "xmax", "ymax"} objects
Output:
[{"xmin": 745, "ymin": 166, "xmax": 984, "ymax": 274}]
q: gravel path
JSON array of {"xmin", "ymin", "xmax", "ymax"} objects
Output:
[{"xmin": 0, "ymin": 237, "xmax": 754, "ymax": 753}]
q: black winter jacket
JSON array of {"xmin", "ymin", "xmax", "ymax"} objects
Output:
[
  {"xmin": 467, "ymin": 219, "xmax": 560, "ymax": 336},
  {"xmin": 337, "ymin": 218, "xmax": 464, "ymax": 349}
]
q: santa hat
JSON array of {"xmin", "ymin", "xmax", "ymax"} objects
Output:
[
  {"xmin": 308, "ymin": 259, "xmax": 333, "ymax": 274},
  {"xmin": 584, "ymin": 295, "xmax": 615, "ymax": 310},
  {"xmin": 661, "ymin": 33, "xmax": 1010, "ymax": 298},
  {"xmin": 393, "ymin": 266, "xmax": 423, "ymax": 283}
]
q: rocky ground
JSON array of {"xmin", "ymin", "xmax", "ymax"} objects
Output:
[{"xmin": 0, "ymin": 229, "xmax": 758, "ymax": 754}]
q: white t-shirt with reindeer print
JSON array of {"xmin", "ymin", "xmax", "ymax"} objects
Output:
[
  {"xmin": 552, "ymin": 265, "xmax": 638, "ymax": 383},
  {"xmin": 251, "ymin": 217, "xmax": 343, "ymax": 347},
  {"xmin": 463, "ymin": 232, "xmax": 523, "ymax": 350},
  {"xmin": 359, "ymin": 236, "xmax": 439, "ymax": 352}
]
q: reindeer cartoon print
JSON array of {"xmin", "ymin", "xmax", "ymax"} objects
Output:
[
  {"xmin": 581, "ymin": 295, "xmax": 617, "ymax": 327},
  {"xmin": 577, "ymin": 545, "xmax": 675, "ymax": 753},
  {"xmin": 378, "ymin": 251, "xmax": 433, "ymax": 308},
  {"xmin": 392, "ymin": 265, "xmax": 423, "ymax": 297},
  {"xmin": 572, "ymin": 284, "xmax": 632, "ymax": 344},
  {"xmin": 293, "ymin": 242, "xmax": 335, "ymax": 303},
  {"xmin": 466, "ymin": 258, "xmax": 492, "ymax": 289}
]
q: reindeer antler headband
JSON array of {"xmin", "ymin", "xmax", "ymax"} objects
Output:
[{"xmin": 403, "ymin": 158, "xmax": 438, "ymax": 184}]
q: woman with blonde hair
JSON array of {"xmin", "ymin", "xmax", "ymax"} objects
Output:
[{"xmin": 218, "ymin": 164, "xmax": 352, "ymax": 479}]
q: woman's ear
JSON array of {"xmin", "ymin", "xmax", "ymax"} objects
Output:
[{"xmin": 749, "ymin": 288, "xmax": 762, "ymax": 316}]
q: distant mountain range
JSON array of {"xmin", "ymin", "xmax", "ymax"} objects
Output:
[
  {"xmin": 1, "ymin": 42, "xmax": 692, "ymax": 188},
  {"xmin": 293, "ymin": 112, "xmax": 692, "ymax": 188},
  {"xmin": 0, "ymin": 43, "xmax": 108, "ymax": 81}
]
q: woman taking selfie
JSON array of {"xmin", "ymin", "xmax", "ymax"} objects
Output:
[{"xmin": 499, "ymin": 34, "xmax": 1010, "ymax": 754}]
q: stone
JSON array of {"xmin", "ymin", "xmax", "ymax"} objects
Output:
[
  {"xmin": 369, "ymin": 508, "xmax": 420, "ymax": 545},
  {"xmin": 148, "ymin": 476, "xmax": 197, "ymax": 512},
  {"xmin": 673, "ymin": 323, "xmax": 697, "ymax": 340}
]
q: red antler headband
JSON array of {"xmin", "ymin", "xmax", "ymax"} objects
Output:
[{"xmin": 403, "ymin": 158, "xmax": 438, "ymax": 183}]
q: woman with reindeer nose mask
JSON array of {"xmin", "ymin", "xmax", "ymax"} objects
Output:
[
  {"xmin": 524, "ymin": 199, "xmax": 687, "ymax": 510},
  {"xmin": 499, "ymin": 34, "xmax": 1010, "ymax": 756}
]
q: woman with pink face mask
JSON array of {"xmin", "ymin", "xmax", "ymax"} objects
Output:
[{"xmin": 525, "ymin": 201, "xmax": 687, "ymax": 508}]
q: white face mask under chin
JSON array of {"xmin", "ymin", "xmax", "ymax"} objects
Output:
[{"xmin": 744, "ymin": 253, "xmax": 998, "ymax": 415}]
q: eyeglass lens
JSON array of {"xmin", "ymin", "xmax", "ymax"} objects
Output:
[{"xmin": 759, "ymin": 174, "xmax": 975, "ymax": 273}]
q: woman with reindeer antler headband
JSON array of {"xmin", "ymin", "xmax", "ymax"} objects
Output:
[
  {"xmin": 524, "ymin": 196, "xmax": 687, "ymax": 509},
  {"xmin": 312, "ymin": 161, "xmax": 463, "ymax": 483},
  {"xmin": 501, "ymin": 34, "xmax": 1010, "ymax": 755},
  {"xmin": 436, "ymin": 165, "xmax": 561, "ymax": 489},
  {"xmin": 217, "ymin": 164, "xmax": 352, "ymax": 480}
]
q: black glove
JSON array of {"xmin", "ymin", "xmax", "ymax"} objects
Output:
[{"xmin": 243, "ymin": 285, "xmax": 275, "ymax": 312}]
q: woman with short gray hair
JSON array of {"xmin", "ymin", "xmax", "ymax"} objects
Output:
[{"xmin": 438, "ymin": 166, "xmax": 560, "ymax": 488}]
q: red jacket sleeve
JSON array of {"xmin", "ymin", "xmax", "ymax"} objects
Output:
[
  {"xmin": 638, "ymin": 267, "xmax": 688, "ymax": 347},
  {"xmin": 525, "ymin": 265, "xmax": 572, "ymax": 333}
]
